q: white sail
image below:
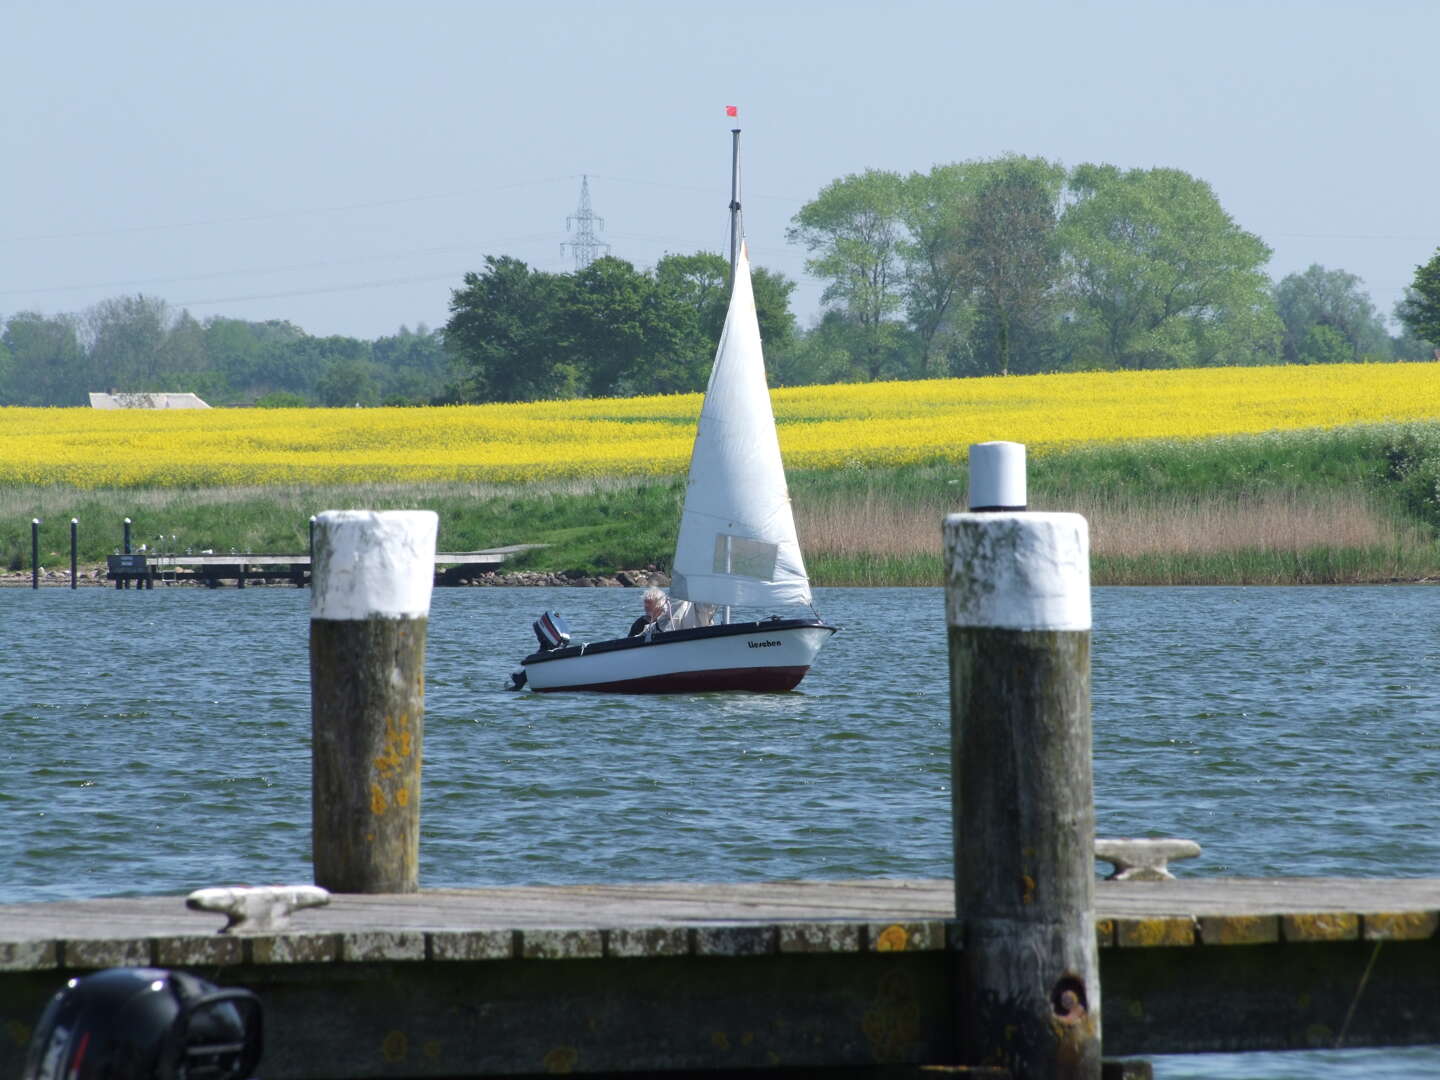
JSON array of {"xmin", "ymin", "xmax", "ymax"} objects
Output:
[{"xmin": 670, "ymin": 243, "xmax": 812, "ymax": 610}]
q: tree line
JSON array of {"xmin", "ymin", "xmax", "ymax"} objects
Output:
[
  {"xmin": 3, "ymin": 155, "xmax": 1438, "ymax": 407},
  {"xmin": 0, "ymin": 297, "xmax": 448, "ymax": 407},
  {"xmin": 780, "ymin": 157, "xmax": 1436, "ymax": 380}
]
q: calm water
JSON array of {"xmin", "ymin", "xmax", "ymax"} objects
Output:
[{"xmin": 2, "ymin": 584, "xmax": 1437, "ymax": 1077}]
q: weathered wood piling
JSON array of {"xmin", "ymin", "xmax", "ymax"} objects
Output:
[
  {"xmin": 947, "ymin": 439, "xmax": 1100, "ymax": 1077},
  {"xmin": 309, "ymin": 509, "xmax": 437, "ymax": 894}
]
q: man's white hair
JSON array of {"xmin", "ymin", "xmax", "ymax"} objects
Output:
[{"xmin": 642, "ymin": 586, "xmax": 666, "ymax": 603}]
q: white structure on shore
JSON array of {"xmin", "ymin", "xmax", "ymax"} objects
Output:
[{"xmin": 88, "ymin": 392, "xmax": 210, "ymax": 409}]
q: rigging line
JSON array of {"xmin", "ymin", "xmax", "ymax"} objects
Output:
[
  {"xmin": 1334, "ymin": 939, "xmax": 1383, "ymax": 1049},
  {"xmin": 0, "ymin": 176, "xmax": 576, "ymax": 245}
]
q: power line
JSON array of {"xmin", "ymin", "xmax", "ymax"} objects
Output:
[
  {"xmin": 172, "ymin": 271, "xmax": 470, "ymax": 308},
  {"xmin": 0, "ymin": 177, "xmax": 575, "ymax": 245},
  {"xmin": 0, "ymin": 234, "xmax": 559, "ymax": 299}
]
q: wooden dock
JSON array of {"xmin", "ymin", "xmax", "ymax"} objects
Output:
[
  {"xmin": 3, "ymin": 876, "xmax": 1437, "ymax": 1078},
  {"xmin": 106, "ymin": 545, "xmax": 543, "ymax": 588}
]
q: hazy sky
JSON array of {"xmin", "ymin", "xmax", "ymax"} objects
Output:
[{"xmin": 4, "ymin": 0, "xmax": 1437, "ymax": 341}]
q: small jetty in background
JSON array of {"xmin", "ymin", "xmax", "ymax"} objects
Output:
[{"xmin": 105, "ymin": 544, "xmax": 542, "ymax": 589}]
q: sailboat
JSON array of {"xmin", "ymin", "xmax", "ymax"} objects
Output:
[{"xmin": 514, "ymin": 132, "xmax": 837, "ymax": 693}]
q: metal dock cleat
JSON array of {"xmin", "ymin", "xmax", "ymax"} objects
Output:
[
  {"xmin": 1095, "ymin": 837, "xmax": 1202, "ymax": 880},
  {"xmin": 186, "ymin": 884, "xmax": 331, "ymax": 933}
]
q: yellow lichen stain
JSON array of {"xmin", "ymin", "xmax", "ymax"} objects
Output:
[
  {"xmin": 711, "ymin": 1031, "xmax": 731, "ymax": 1051},
  {"xmin": 1021, "ymin": 873, "xmax": 1036, "ymax": 905},
  {"xmin": 381, "ymin": 1030, "xmax": 408, "ymax": 1063},
  {"xmin": 1213, "ymin": 914, "xmax": 1269, "ymax": 944},
  {"xmin": 874, "ymin": 924, "xmax": 909, "ymax": 952},
  {"xmin": 1127, "ymin": 998, "xmax": 1145, "ymax": 1020},
  {"xmin": 543, "ymin": 1046, "xmax": 578, "ymax": 1074},
  {"xmin": 370, "ymin": 714, "xmax": 419, "ymax": 814},
  {"xmin": 422, "ymin": 1040, "xmax": 442, "ymax": 1060},
  {"xmin": 1366, "ymin": 911, "xmax": 1438, "ymax": 940},
  {"xmin": 1286, "ymin": 912, "xmax": 1357, "ymax": 941},
  {"xmin": 741, "ymin": 1032, "xmax": 754, "ymax": 1047},
  {"xmin": 1123, "ymin": 917, "xmax": 1195, "ymax": 947},
  {"xmin": 373, "ymin": 714, "xmax": 413, "ymax": 778},
  {"xmin": 5, "ymin": 1020, "xmax": 32, "ymax": 1048}
]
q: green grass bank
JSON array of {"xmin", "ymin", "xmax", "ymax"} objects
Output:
[{"xmin": 5, "ymin": 423, "xmax": 1440, "ymax": 586}]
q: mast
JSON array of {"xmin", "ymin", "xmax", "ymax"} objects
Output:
[
  {"xmin": 724, "ymin": 125, "xmax": 742, "ymax": 624},
  {"xmin": 728, "ymin": 127, "xmax": 742, "ymax": 282}
]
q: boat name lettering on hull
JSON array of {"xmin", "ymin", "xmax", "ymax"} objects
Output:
[{"xmin": 747, "ymin": 639, "xmax": 783, "ymax": 649}]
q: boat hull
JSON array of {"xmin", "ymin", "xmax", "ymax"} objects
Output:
[{"xmin": 521, "ymin": 619, "xmax": 837, "ymax": 693}]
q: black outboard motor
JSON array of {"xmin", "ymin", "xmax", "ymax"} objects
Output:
[
  {"xmin": 24, "ymin": 966, "xmax": 263, "ymax": 1079},
  {"xmin": 532, "ymin": 611, "xmax": 571, "ymax": 652}
]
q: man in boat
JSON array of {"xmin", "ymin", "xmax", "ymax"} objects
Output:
[{"xmin": 630, "ymin": 586, "xmax": 712, "ymax": 636}]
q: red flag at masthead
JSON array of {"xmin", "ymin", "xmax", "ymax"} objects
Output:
[{"xmin": 725, "ymin": 105, "xmax": 738, "ymax": 117}]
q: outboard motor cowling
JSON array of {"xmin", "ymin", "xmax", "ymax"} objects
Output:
[{"xmin": 532, "ymin": 611, "xmax": 571, "ymax": 652}]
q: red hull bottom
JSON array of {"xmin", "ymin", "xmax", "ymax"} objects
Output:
[{"xmin": 530, "ymin": 664, "xmax": 811, "ymax": 694}]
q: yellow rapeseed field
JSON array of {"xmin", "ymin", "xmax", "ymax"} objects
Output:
[{"xmin": 3, "ymin": 363, "xmax": 1438, "ymax": 487}]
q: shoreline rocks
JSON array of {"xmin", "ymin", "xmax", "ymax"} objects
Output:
[
  {"xmin": 449, "ymin": 568, "xmax": 670, "ymax": 588},
  {"xmin": 0, "ymin": 566, "xmax": 671, "ymax": 589}
]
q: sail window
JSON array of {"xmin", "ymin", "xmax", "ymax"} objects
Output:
[{"xmin": 713, "ymin": 534, "xmax": 779, "ymax": 581}]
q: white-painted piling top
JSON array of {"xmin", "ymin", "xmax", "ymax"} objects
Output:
[
  {"xmin": 311, "ymin": 510, "xmax": 438, "ymax": 620},
  {"xmin": 968, "ymin": 441, "xmax": 1026, "ymax": 510},
  {"xmin": 944, "ymin": 512, "xmax": 1091, "ymax": 631}
]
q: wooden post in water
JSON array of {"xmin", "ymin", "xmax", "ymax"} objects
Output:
[
  {"xmin": 946, "ymin": 466, "xmax": 1099, "ymax": 1077},
  {"xmin": 310, "ymin": 510, "xmax": 437, "ymax": 893},
  {"xmin": 122, "ymin": 518, "xmax": 132, "ymax": 589},
  {"xmin": 69, "ymin": 518, "xmax": 78, "ymax": 589},
  {"xmin": 31, "ymin": 519, "xmax": 40, "ymax": 590}
]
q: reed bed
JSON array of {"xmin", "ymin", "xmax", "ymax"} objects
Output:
[{"xmin": 796, "ymin": 487, "xmax": 1440, "ymax": 586}]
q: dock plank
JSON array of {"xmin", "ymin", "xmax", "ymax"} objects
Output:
[{"xmin": 4, "ymin": 877, "xmax": 1438, "ymax": 946}]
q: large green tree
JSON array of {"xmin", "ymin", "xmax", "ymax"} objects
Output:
[
  {"xmin": 787, "ymin": 169, "xmax": 909, "ymax": 377},
  {"xmin": 897, "ymin": 163, "xmax": 976, "ymax": 374},
  {"xmin": 1059, "ymin": 165, "xmax": 1279, "ymax": 369},
  {"xmin": 1397, "ymin": 247, "xmax": 1440, "ymax": 348},
  {"xmin": 558, "ymin": 256, "xmax": 688, "ymax": 397},
  {"xmin": 447, "ymin": 251, "xmax": 799, "ymax": 402},
  {"xmin": 85, "ymin": 294, "xmax": 174, "ymax": 390},
  {"xmin": 654, "ymin": 251, "xmax": 797, "ymax": 384},
  {"xmin": 1, "ymin": 311, "xmax": 87, "ymax": 405},
  {"xmin": 1273, "ymin": 264, "xmax": 1389, "ymax": 363},
  {"xmin": 446, "ymin": 256, "xmax": 574, "ymax": 402},
  {"xmin": 962, "ymin": 156, "xmax": 1067, "ymax": 376}
]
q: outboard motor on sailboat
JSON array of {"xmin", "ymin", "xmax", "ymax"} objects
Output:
[
  {"xmin": 508, "ymin": 611, "xmax": 573, "ymax": 691},
  {"xmin": 532, "ymin": 611, "xmax": 571, "ymax": 652}
]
